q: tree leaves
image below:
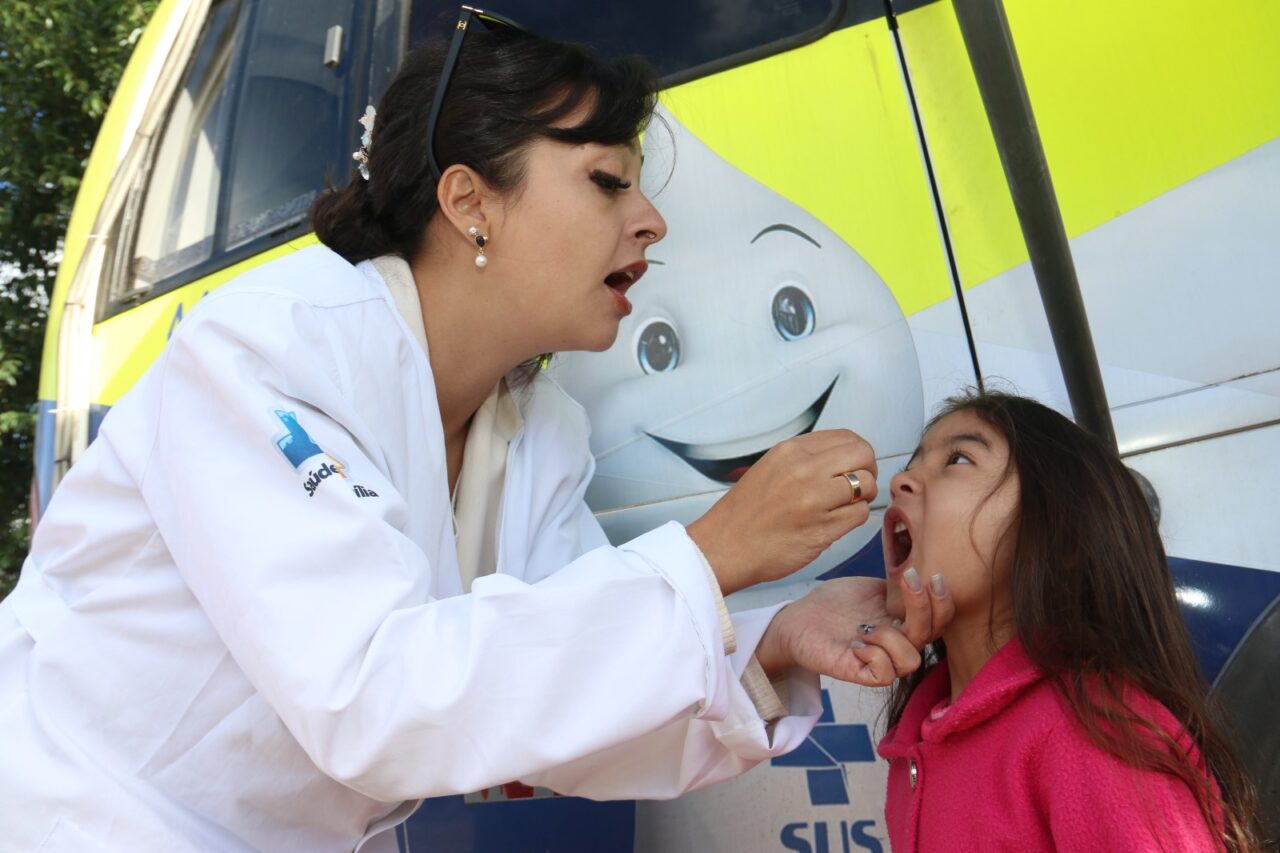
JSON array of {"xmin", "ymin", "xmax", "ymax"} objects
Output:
[{"xmin": 0, "ymin": 0, "xmax": 158, "ymax": 596}]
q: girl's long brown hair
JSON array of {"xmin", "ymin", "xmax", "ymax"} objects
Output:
[{"xmin": 886, "ymin": 391, "xmax": 1263, "ymax": 851}]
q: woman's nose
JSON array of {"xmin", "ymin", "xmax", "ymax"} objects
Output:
[{"xmin": 634, "ymin": 197, "xmax": 668, "ymax": 244}]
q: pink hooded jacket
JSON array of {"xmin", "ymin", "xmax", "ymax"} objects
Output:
[{"xmin": 877, "ymin": 640, "xmax": 1223, "ymax": 852}]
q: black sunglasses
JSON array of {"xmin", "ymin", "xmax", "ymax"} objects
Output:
[{"xmin": 425, "ymin": 5, "xmax": 530, "ymax": 182}]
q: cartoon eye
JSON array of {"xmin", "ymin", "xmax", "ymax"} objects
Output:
[
  {"xmin": 637, "ymin": 320, "xmax": 680, "ymax": 374},
  {"xmin": 772, "ymin": 286, "xmax": 816, "ymax": 341}
]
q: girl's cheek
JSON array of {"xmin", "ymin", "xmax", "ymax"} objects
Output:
[{"xmin": 884, "ymin": 586, "xmax": 906, "ymax": 621}]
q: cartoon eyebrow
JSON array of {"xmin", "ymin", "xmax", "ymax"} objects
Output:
[{"xmin": 750, "ymin": 223, "xmax": 822, "ymax": 249}]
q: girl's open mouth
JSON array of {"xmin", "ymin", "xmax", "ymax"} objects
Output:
[{"xmin": 884, "ymin": 507, "xmax": 914, "ymax": 575}]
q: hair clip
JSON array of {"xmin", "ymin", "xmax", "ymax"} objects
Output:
[{"xmin": 352, "ymin": 104, "xmax": 376, "ymax": 180}]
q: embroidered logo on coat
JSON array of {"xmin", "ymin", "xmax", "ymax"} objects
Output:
[
  {"xmin": 274, "ymin": 409, "xmax": 364, "ymax": 498},
  {"xmin": 274, "ymin": 410, "xmax": 324, "ymax": 468}
]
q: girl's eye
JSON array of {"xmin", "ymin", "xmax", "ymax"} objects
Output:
[
  {"xmin": 590, "ymin": 169, "xmax": 631, "ymax": 193},
  {"xmin": 637, "ymin": 320, "xmax": 680, "ymax": 374},
  {"xmin": 772, "ymin": 286, "xmax": 815, "ymax": 341},
  {"xmin": 946, "ymin": 451, "xmax": 973, "ymax": 466}
]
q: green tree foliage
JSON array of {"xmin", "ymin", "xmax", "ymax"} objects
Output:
[{"xmin": 0, "ymin": 1, "xmax": 158, "ymax": 597}]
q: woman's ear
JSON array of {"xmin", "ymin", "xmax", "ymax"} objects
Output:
[{"xmin": 435, "ymin": 164, "xmax": 493, "ymax": 243}]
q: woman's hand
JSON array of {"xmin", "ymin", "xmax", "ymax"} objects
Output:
[
  {"xmin": 755, "ymin": 570, "xmax": 953, "ymax": 687},
  {"xmin": 686, "ymin": 429, "xmax": 877, "ymax": 595}
]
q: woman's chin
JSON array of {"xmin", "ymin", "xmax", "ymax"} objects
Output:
[{"xmin": 575, "ymin": 323, "xmax": 622, "ymax": 353}]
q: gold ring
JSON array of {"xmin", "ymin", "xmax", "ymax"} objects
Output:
[{"xmin": 842, "ymin": 471, "xmax": 863, "ymax": 503}]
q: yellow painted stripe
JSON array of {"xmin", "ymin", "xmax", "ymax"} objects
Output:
[
  {"xmin": 899, "ymin": 0, "xmax": 1280, "ymax": 288},
  {"xmin": 661, "ymin": 23, "xmax": 955, "ymax": 317},
  {"xmin": 91, "ymin": 234, "xmax": 319, "ymax": 406},
  {"xmin": 38, "ymin": 0, "xmax": 186, "ymax": 399}
]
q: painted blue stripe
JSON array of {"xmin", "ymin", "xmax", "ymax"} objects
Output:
[
  {"xmin": 33, "ymin": 399, "xmax": 56, "ymax": 519},
  {"xmin": 88, "ymin": 403, "xmax": 111, "ymax": 446},
  {"xmin": 817, "ymin": 535, "xmax": 885, "ymax": 582},
  {"xmin": 1168, "ymin": 557, "xmax": 1280, "ymax": 684},
  {"xmin": 404, "ymin": 795, "xmax": 634, "ymax": 852},
  {"xmin": 817, "ymin": 533, "xmax": 1280, "ymax": 685}
]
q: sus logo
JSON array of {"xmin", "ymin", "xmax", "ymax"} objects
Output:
[{"xmin": 771, "ymin": 689, "xmax": 877, "ymax": 806}]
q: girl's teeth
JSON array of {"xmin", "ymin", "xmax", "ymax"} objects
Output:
[{"xmin": 893, "ymin": 521, "xmax": 907, "ymax": 533}]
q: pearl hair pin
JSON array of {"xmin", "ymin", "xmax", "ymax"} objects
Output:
[{"xmin": 351, "ymin": 105, "xmax": 375, "ymax": 181}]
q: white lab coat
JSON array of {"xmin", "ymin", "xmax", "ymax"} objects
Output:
[{"xmin": 0, "ymin": 245, "xmax": 821, "ymax": 852}]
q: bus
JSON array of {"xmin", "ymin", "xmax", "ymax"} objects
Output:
[{"xmin": 36, "ymin": 0, "xmax": 1280, "ymax": 848}]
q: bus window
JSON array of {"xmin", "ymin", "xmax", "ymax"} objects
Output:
[
  {"xmin": 126, "ymin": 0, "xmax": 244, "ymax": 295},
  {"xmin": 224, "ymin": 0, "xmax": 353, "ymax": 250},
  {"xmin": 409, "ymin": 0, "xmax": 840, "ymax": 84},
  {"xmin": 102, "ymin": 0, "xmax": 358, "ymax": 316}
]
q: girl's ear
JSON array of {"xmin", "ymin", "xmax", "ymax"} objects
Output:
[{"xmin": 435, "ymin": 164, "xmax": 495, "ymax": 245}]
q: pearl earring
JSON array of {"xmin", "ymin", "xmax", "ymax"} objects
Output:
[{"xmin": 468, "ymin": 226, "xmax": 488, "ymax": 269}]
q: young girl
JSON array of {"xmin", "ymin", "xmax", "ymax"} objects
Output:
[{"xmin": 871, "ymin": 391, "xmax": 1261, "ymax": 851}]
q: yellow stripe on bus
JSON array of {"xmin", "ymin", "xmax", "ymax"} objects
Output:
[
  {"xmin": 662, "ymin": 22, "xmax": 956, "ymax": 319},
  {"xmin": 39, "ymin": 0, "xmax": 186, "ymax": 400},
  {"xmin": 91, "ymin": 234, "xmax": 319, "ymax": 406},
  {"xmin": 899, "ymin": 0, "xmax": 1280, "ymax": 290}
]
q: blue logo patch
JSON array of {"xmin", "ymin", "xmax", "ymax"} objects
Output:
[
  {"xmin": 771, "ymin": 689, "xmax": 876, "ymax": 806},
  {"xmin": 274, "ymin": 410, "xmax": 323, "ymax": 469}
]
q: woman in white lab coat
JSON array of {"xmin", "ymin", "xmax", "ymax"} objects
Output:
[{"xmin": 0, "ymin": 14, "xmax": 951, "ymax": 852}]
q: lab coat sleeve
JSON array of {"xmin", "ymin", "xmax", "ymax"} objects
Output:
[
  {"xmin": 510, "ymin": 439, "xmax": 822, "ymax": 799},
  {"xmin": 523, "ymin": 597, "xmax": 824, "ymax": 799},
  {"xmin": 137, "ymin": 290, "xmax": 810, "ymax": 803}
]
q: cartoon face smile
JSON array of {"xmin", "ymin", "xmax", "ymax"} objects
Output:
[
  {"xmin": 551, "ymin": 108, "xmax": 924, "ymax": 514},
  {"xmin": 648, "ymin": 379, "xmax": 836, "ymax": 483}
]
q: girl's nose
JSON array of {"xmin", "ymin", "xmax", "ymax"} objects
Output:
[{"xmin": 890, "ymin": 469, "xmax": 919, "ymax": 500}]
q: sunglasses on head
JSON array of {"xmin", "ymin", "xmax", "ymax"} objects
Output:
[{"xmin": 425, "ymin": 5, "xmax": 530, "ymax": 182}]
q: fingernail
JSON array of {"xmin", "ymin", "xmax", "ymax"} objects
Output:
[
  {"xmin": 931, "ymin": 573, "xmax": 946, "ymax": 596},
  {"xmin": 904, "ymin": 567, "xmax": 923, "ymax": 593},
  {"xmin": 850, "ymin": 639, "xmax": 867, "ymax": 649},
  {"xmin": 857, "ymin": 623, "xmax": 876, "ymax": 635}
]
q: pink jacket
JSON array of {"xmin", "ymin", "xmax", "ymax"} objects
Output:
[{"xmin": 877, "ymin": 640, "xmax": 1222, "ymax": 852}]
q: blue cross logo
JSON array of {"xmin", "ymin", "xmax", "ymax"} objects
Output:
[{"xmin": 770, "ymin": 689, "xmax": 877, "ymax": 805}]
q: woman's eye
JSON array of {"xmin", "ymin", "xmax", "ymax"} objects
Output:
[
  {"xmin": 637, "ymin": 320, "xmax": 680, "ymax": 374},
  {"xmin": 591, "ymin": 169, "xmax": 631, "ymax": 193},
  {"xmin": 947, "ymin": 451, "xmax": 973, "ymax": 465},
  {"xmin": 772, "ymin": 286, "xmax": 815, "ymax": 341}
]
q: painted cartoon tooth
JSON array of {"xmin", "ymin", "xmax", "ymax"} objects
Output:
[{"xmin": 552, "ymin": 106, "xmax": 924, "ymax": 517}]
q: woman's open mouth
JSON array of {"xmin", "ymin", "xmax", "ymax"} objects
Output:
[
  {"xmin": 883, "ymin": 507, "xmax": 914, "ymax": 575},
  {"xmin": 604, "ymin": 262, "xmax": 647, "ymax": 315},
  {"xmin": 646, "ymin": 379, "xmax": 836, "ymax": 483}
]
